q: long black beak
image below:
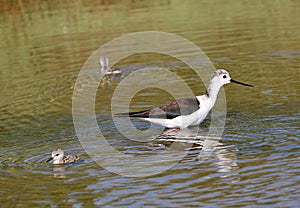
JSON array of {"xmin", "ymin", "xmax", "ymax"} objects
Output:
[
  {"xmin": 46, "ymin": 157, "xmax": 53, "ymax": 162},
  {"xmin": 231, "ymin": 79, "xmax": 253, "ymax": 87}
]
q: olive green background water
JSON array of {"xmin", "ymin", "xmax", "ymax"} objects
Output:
[{"xmin": 0, "ymin": 0, "xmax": 299, "ymax": 207}]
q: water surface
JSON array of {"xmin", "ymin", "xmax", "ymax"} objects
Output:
[{"xmin": 0, "ymin": 0, "xmax": 299, "ymax": 207}]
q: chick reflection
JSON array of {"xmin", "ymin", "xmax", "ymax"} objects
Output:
[{"xmin": 52, "ymin": 166, "xmax": 66, "ymax": 178}]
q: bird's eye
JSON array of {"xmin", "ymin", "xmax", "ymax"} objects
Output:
[
  {"xmin": 56, "ymin": 154, "xmax": 59, "ymax": 156},
  {"xmin": 223, "ymin": 75, "xmax": 227, "ymax": 79}
]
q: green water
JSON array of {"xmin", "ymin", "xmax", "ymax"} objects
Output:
[{"xmin": 0, "ymin": 0, "xmax": 299, "ymax": 207}]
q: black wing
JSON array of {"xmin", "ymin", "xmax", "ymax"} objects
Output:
[{"xmin": 119, "ymin": 97, "xmax": 200, "ymax": 119}]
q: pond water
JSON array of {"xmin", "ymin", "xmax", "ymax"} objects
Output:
[{"xmin": 0, "ymin": 0, "xmax": 299, "ymax": 207}]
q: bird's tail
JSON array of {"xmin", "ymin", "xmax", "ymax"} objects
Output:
[{"xmin": 114, "ymin": 109, "xmax": 150, "ymax": 118}]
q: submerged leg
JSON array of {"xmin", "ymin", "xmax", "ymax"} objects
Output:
[{"xmin": 162, "ymin": 127, "xmax": 181, "ymax": 135}]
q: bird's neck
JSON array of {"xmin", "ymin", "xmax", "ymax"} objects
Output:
[
  {"xmin": 53, "ymin": 160, "xmax": 61, "ymax": 165},
  {"xmin": 206, "ymin": 81, "xmax": 222, "ymax": 105}
]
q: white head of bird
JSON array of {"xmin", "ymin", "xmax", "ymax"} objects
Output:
[
  {"xmin": 47, "ymin": 149, "xmax": 65, "ymax": 164},
  {"xmin": 206, "ymin": 69, "xmax": 253, "ymax": 102},
  {"xmin": 212, "ymin": 69, "xmax": 253, "ymax": 87},
  {"xmin": 52, "ymin": 149, "xmax": 64, "ymax": 164}
]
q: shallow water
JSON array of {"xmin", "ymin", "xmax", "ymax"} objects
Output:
[{"xmin": 0, "ymin": 0, "xmax": 300, "ymax": 207}]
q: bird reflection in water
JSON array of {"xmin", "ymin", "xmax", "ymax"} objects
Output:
[{"xmin": 153, "ymin": 128, "xmax": 240, "ymax": 182}]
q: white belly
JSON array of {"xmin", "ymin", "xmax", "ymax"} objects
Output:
[{"xmin": 141, "ymin": 106, "xmax": 211, "ymax": 128}]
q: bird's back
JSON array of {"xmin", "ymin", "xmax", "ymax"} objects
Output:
[{"xmin": 63, "ymin": 154, "xmax": 79, "ymax": 164}]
